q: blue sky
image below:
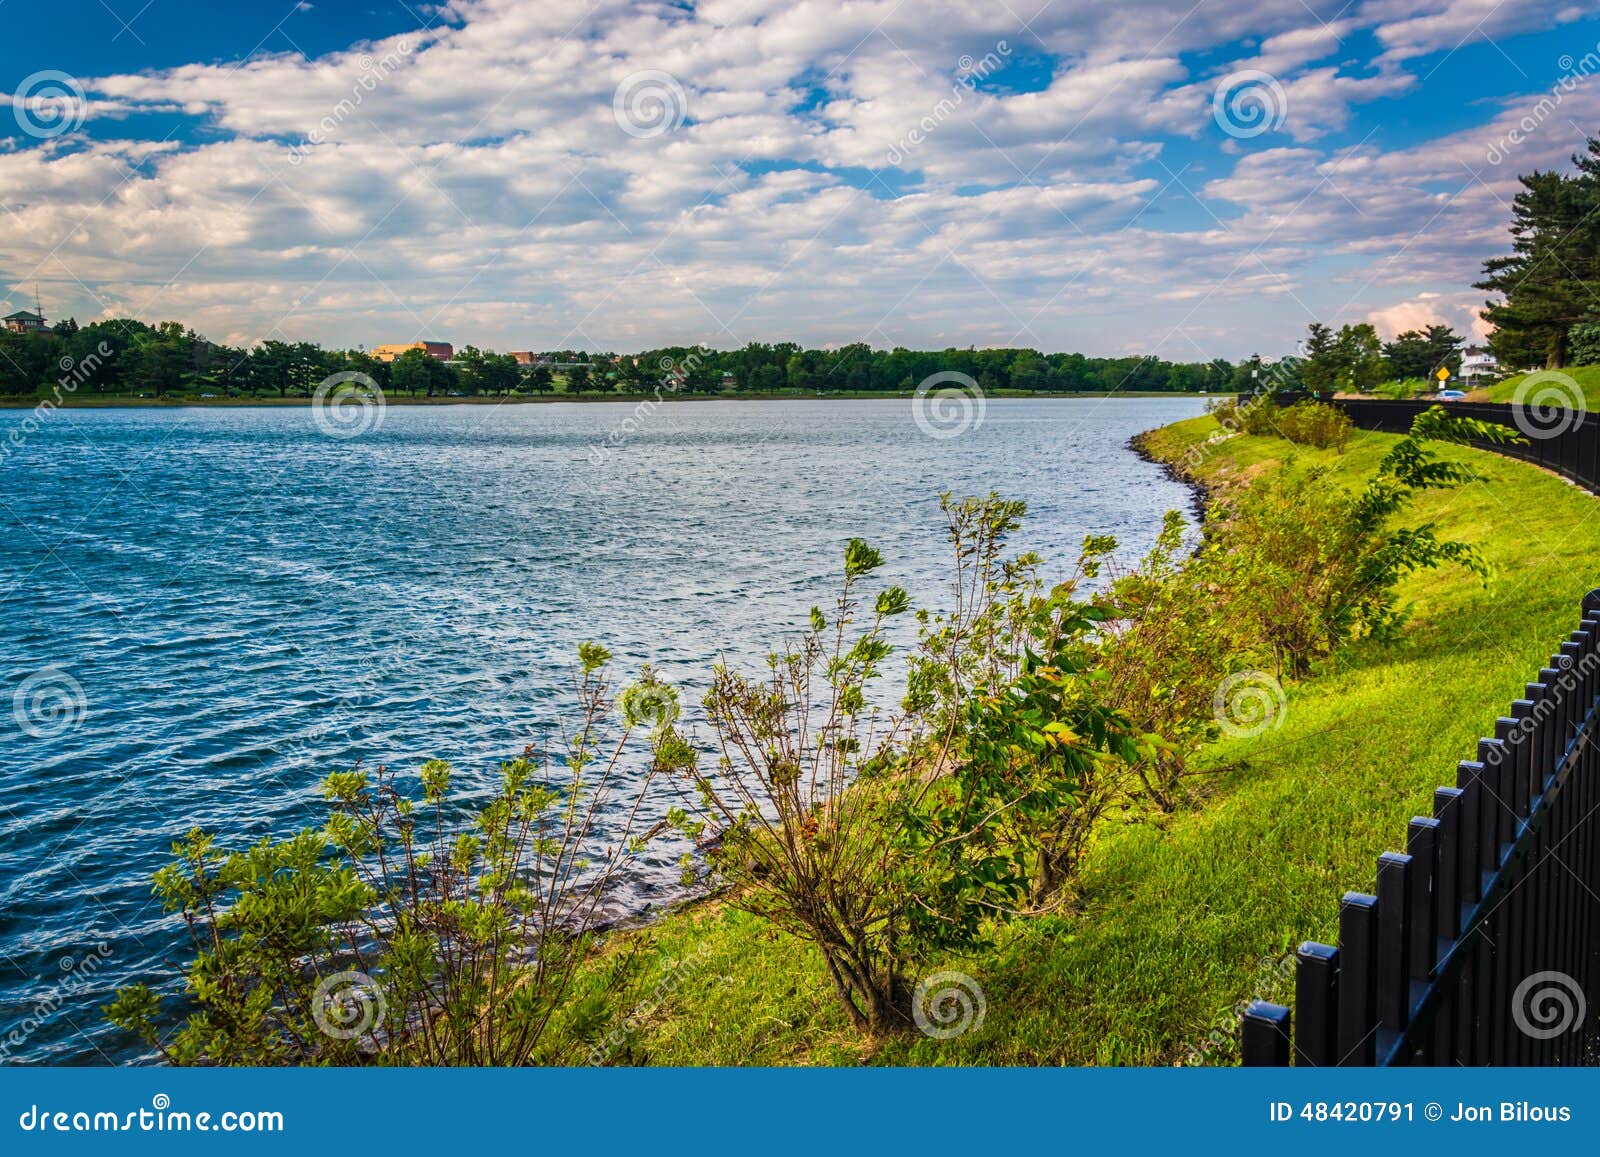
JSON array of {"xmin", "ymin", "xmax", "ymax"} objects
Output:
[{"xmin": 2, "ymin": 0, "xmax": 1598, "ymax": 358}]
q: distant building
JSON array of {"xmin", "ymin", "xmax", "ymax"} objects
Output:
[
  {"xmin": 1460, "ymin": 346, "xmax": 1500, "ymax": 381},
  {"xmin": 3, "ymin": 309, "xmax": 46, "ymax": 335},
  {"xmin": 510, "ymin": 351, "xmax": 538, "ymax": 366},
  {"xmin": 373, "ymin": 341, "xmax": 453, "ymax": 363}
]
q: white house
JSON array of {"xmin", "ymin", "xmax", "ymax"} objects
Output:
[{"xmin": 1460, "ymin": 346, "xmax": 1500, "ymax": 381}]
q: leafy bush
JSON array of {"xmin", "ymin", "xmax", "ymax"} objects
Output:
[
  {"xmin": 664, "ymin": 495, "xmax": 1136, "ymax": 1034},
  {"xmin": 106, "ymin": 644, "xmax": 675, "ymax": 1065},
  {"xmin": 1095, "ymin": 511, "xmax": 1262, "ymax": 808},
  {"xmin": 1202, "ymin": 406, "xmax": 1521, "ymax": 676},
  {"xmin": 1240, "ymin": 398, "xmax": 1282, "ymax": 436},
  {"xmin": 1274, "ymin": 400, "xmax": 1352, "ymax": 450}
]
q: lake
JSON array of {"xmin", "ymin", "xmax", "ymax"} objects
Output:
[{"xmin": 0, "ymin": 395, "xmax": 1205, "ymax": 1063}]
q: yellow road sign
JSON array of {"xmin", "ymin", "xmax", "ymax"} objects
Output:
[{"xmin": 1436, "ymin": 367, "xmax": 1450, "ymax": 381}]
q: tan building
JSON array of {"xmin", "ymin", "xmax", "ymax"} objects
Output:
[
  {"xmin": 373, "ymin": 341, "xmax": 453, "ymax": 363},
  {"xmin": 3, "ymin": 309, "xmax": 46, "ymax": 334}
]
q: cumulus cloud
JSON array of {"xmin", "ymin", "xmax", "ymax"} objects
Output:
[{"xmin": 0, "ymin": 0, "xmax": 1591, "ymax": 356}]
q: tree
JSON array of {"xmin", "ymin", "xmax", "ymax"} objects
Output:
[
  {"xmin": 389, "ymin": 347, "xmax": 433, "ymax": 396},
  {"xmin": 524, "ymin": 362, "xmax": 553, "ymax": 394},
  {"xmin": 1384, "ymin": 324, "xmax": 1464, "ymax": 382},
  {"xmin": 1477, "ymin": 138, "xmax": 1600, "ymax": 369},
  {"xmin": 1334, "ymin": 323, "xmax": 1386, "ymax": 391},
  {"xmin": 565, "ymin": 362, "xmax": 591, "ymax": 392},
  {"xmin": 1301, "ymin": 323, "xmax": 1339, "ymax": 392}
]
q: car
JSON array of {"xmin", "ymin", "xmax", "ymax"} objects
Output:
[{"xmin": 1438, "ymin": 388, "xmax": 1466, "ymax": 400}]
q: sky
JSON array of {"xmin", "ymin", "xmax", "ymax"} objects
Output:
[{"xmin": 1, "ymin": 0, "xmax": 1599, "ymax": 361}]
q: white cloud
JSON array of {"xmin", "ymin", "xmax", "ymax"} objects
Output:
[{"xmin": 0, "ymin": 0, "xmax": 1591, "ymax": 357}]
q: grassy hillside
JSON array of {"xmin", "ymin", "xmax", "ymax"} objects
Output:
[
  {"xmin": 1483, "ymin": 363, "xmax": 1600, "ymax": 407},
  {"xmin": 575, "ymin": 416, "xmax": 1600, "ymax": 1066}
]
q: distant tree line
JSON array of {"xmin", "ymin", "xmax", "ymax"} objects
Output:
[{"xmin": 0, "ymin": 321, "xmax": 1249, "ymax": 399}]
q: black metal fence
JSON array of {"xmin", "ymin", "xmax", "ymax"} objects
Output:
[
  {"xmin": 1273, "ymin": 393, "xmax": 1600, "ymax": 496},
  {"xmin": 1240, "ymin": 592, "xmax": 1600, "ymax": 1066}
]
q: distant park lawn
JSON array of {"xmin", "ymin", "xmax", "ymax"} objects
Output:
[{"xmin": 564, "ymin": 412, "xmax": 1600, "ymax": 1066}]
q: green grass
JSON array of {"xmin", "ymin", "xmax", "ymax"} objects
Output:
[
  {"xmin": 1483, "ymin": 364, "xmax": 1600, "ymax": 407},
  {"xmin": 569, "ymin": 415, "xmax": 1600, "ymax": 1066}
]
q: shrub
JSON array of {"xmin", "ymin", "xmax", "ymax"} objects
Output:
[
  {"xmin": 105, "ymin": 644, "xmax": 675, "ymax": 1065},
  {"xmin": 1274, "ymin": 400, "xmax": 1352, "ymax": 450},
  {"xmin": 664, "ymin": 495, "xmax": 1136, "ymax": 1034},
  {"xmin": 1240, "ymin": 398, "xmax": 1282, "ymax": 436},
  {"xmin": 1201, "ymin": 406, "xmax": 1521, "ymax": 676},
  {"xmin": 1095, "ymin": 511, "xmax": 1263, "ymax": 808}
]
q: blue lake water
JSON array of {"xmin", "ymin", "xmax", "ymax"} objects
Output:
[{"xmin": 0, "ymin": 395, "xmax": 1205, "ymax": 1063}]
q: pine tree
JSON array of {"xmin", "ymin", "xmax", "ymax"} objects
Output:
[{"xmin": 1477, "ymin": 138, "xmax": 1600, "ymax": 368}]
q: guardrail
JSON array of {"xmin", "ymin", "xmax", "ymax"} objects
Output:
[{"xmin": 1240, "ymin": 592, "xmax": 1600, "ymax": 1066}]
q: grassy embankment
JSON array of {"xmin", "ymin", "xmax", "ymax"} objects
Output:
[
  {"xmin": 1363, "ymin": 365, "xmax": 1600, "ymax": 404},
  {"xmin": 1482, "ymin": 364, "xmax": 1600, "ymax": 407},
  {"xmin": 572, "ymin": 413, "xmax": 1600, "ymax": 1066}
]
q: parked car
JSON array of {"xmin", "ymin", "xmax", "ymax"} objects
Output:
[{"xmin": 1438, "ymin": 389, "xmax": 1466, "ymax": 400}]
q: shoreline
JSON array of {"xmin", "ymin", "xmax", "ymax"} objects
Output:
[
  {"xmin": 0, "ymin": 390, "xmax": 1226, "ymax": 410},
  {"xmin": 1127, "ymin": 427, "xmax": 1213, "ymax": 527}
]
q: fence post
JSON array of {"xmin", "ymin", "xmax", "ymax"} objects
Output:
[
  {"xmin": 1295, "ymin": 942, "xmax": 1339, "ymax": 1067},
  {"xmin": 1376, "ymin": 852, "xmax": 1412, "ymax": 1037},
  {"xmin": 1242, "ymin": 1001, "xmax": 1292, "ymax": 1066},
  {"xmin": 1338, "ymin": 892, "xmax": 1379, "ymax": 1065}
]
